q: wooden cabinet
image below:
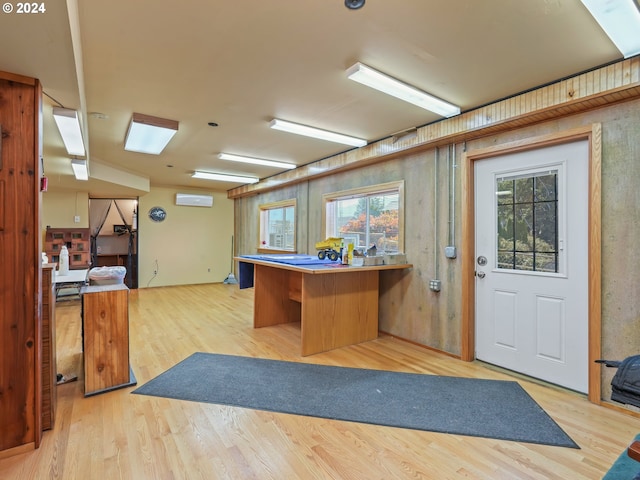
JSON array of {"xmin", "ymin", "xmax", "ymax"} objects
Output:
[
  {"xmin": 96, "ymin": 253, "xmax": 126, "ymax": 266},
  {"xmin": 41, "ymin": 264, "xmax": 57, "ymax": 430},
  {"xmin": 45, "ymin": 227, "xmax": 91, "ymax": 270},
  {"xmin": 0, "ymin": 71, "xmax": 43, "ymax": 456},
  {"xmin": 81, "ymin": 284, "xmax": 136, "ymax": 396}
]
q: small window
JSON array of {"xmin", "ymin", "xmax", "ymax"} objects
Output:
[
  {"xmin": 496, "ymin": 170, "xmax": 558, "ymax": 273},
  {"xmin": 259, "ymin": 199, "xmax": 296, "ymax": 252},
  {"xmin": 323, "ymin": 181, "xmax": 404, "ymax": 254}
]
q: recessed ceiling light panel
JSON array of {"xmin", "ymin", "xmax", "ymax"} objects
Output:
[
  {"xmin": 71, "ymin": 159, "xmax": 89, "ymax": 181},
  {"xmin": 124, "ymin": 113, "xmax": 179, "ymax": 155},
  {"xmin": 52, "ymin": 107, "xmax": 86, "ymax": 157}
]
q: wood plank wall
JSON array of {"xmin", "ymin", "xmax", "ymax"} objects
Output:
[{"xmin": 0, "ymin": 71, "xmax": 43, "ymax": 455}]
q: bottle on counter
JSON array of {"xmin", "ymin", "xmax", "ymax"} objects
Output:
[
  {"xmin": 346, "ymin": 243, "xmax": 354, "ymax": 265},
  {"xmin": 59, "ymin": 244, "xmax": 70, "ymax": 275}
]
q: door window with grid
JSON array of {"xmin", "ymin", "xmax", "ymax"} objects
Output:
[{"xmin": 496, "ymin": 170, "xmax": 559, "ymax": 273}]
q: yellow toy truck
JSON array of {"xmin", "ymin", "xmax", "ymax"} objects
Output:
[{"xmin": 315, "ymin": 237, "xmax": 343, "ymax": 261}]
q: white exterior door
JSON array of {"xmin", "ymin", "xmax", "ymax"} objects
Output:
[{"xmin": 474, "ymin": 141, "xmax": 589, "ymax": 393}]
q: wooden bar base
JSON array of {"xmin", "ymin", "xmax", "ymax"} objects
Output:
[
  {"xmin": 81, "ymin": 284, "xmax": 136, "ymax": 396},
  {"xmin": 239, "ymin": 256, "xmax": 411, "ymax": 356},
  {"xmin": 83, "ymin": 368, "xmax": 137, "ymax": 397}
]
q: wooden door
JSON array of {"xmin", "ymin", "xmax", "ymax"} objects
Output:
[{"xmin": 0, "ymin": 71, "xmax": 43, "ymax": 454}]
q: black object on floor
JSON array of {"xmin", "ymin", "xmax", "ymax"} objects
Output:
[
  {"xmin": 597, "ymin": 355, "xmax": 640, "ymax": 408},
  {"xmin": 132, "ymin": 352, "xmax": 578, "ymax": 448}
]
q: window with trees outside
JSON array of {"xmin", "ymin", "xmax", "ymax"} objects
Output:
[
  {"xmin": 496, "ymin": 170, "xmax": 558, "ymax": 273},
  {"xmin": 323, "ymin": 181, "xmax": 404, "ymax": 254},
  {"xmin": 259, "ymin": 199, "xmax": 296, "ymax": 252}
]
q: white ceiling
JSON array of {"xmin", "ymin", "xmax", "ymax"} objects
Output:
[{"xmin": 0, "ymin": 0, "xmax": 624, "ymax": 196}]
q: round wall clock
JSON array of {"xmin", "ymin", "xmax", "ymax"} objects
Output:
[{"xmin": 148, "ymin": 206, "xmax": 167, "ymax": 222}]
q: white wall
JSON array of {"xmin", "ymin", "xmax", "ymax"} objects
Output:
[
  {"xmin": 42, "ymin": 191, "xmax": 89, "ymax": 229},
  {"xmin": 137, "ymin": 187, "xmax": 234, "ymax": 288},
  {"xmin": 41, "ymin": 186, "xmax": 234, "ymax": 288}
]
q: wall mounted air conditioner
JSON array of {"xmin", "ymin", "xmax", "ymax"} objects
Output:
[{"xmin": 175, "ymin": 193, "xmax": 214, "ymax": 207}]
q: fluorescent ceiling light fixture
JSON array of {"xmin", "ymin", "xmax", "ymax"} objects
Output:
[
  {"xmin": 218, "ymin": 153, "xmax": 296, "ymax": 170},
  {"xmin": 71, "ymin": 159, "xmax": 88, "ymax": 181},
  {"xmin": 346, "ymin": 62, "xmax": 461, "ymax": 118},
  {"xmin": 124, "ymin": 113, "xmax": 178, "ymax": 155},
  {"xmin": 580, "ymin": 0, "xmax": 640, "ymax": 58},
  {"xmin": 192, "ymin": 171, "xmax": 259, "ymax": 184},
  {"xmin": 52, "ymin": 107, "xmax": 86, "ymax": 157},
  {"xmin": 269, "ymin": 119, "xmax": 367, "ymax": 147}
]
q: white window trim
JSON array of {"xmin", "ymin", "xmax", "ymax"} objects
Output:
[
  {"xmin": 258, "ymin": 199, "xmax": 297, "ymax": 253},
  {"xmin": 321, "ymin": 180, "xmax": 405, "ymax": 253}
]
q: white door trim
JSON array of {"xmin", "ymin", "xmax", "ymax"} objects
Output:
[{"xmin": 460, "ymin": 124, "xmax": 602, "ymax": 403}]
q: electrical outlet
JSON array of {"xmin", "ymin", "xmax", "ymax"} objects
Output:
[
  {"xmin": 153, "ymin": 269, "xmax": 157, "ymax": 275},
  {"xmin": 74, "ymin": 215, "xmax": 80, "ymax": 223},
  {"xmin": 429, "ymin": 279, "xmax": 441, "ymax": 292}
]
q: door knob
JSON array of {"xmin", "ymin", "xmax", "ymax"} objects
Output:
[{"xmin": 477, "ymin": 271, "xmax": 486, "ymax": 279}]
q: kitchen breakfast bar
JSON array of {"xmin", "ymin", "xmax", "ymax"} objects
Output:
[{"xmin": 236, "ymin": 255, "xmax": 412, "ymax": 356}]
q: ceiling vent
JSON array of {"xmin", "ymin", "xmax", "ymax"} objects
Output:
[{"xmin": 175, "ymin": 193, "xmax": 214, "ymax": 207}]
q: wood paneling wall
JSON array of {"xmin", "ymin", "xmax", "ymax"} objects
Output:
[{"xmin": 0, "ymin": 71, "xmax": 43, "ymax": 455}]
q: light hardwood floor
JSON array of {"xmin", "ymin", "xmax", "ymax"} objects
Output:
[{"xmin": 1, "ymin": 283, "xmax": 639, "ymax": 479}]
